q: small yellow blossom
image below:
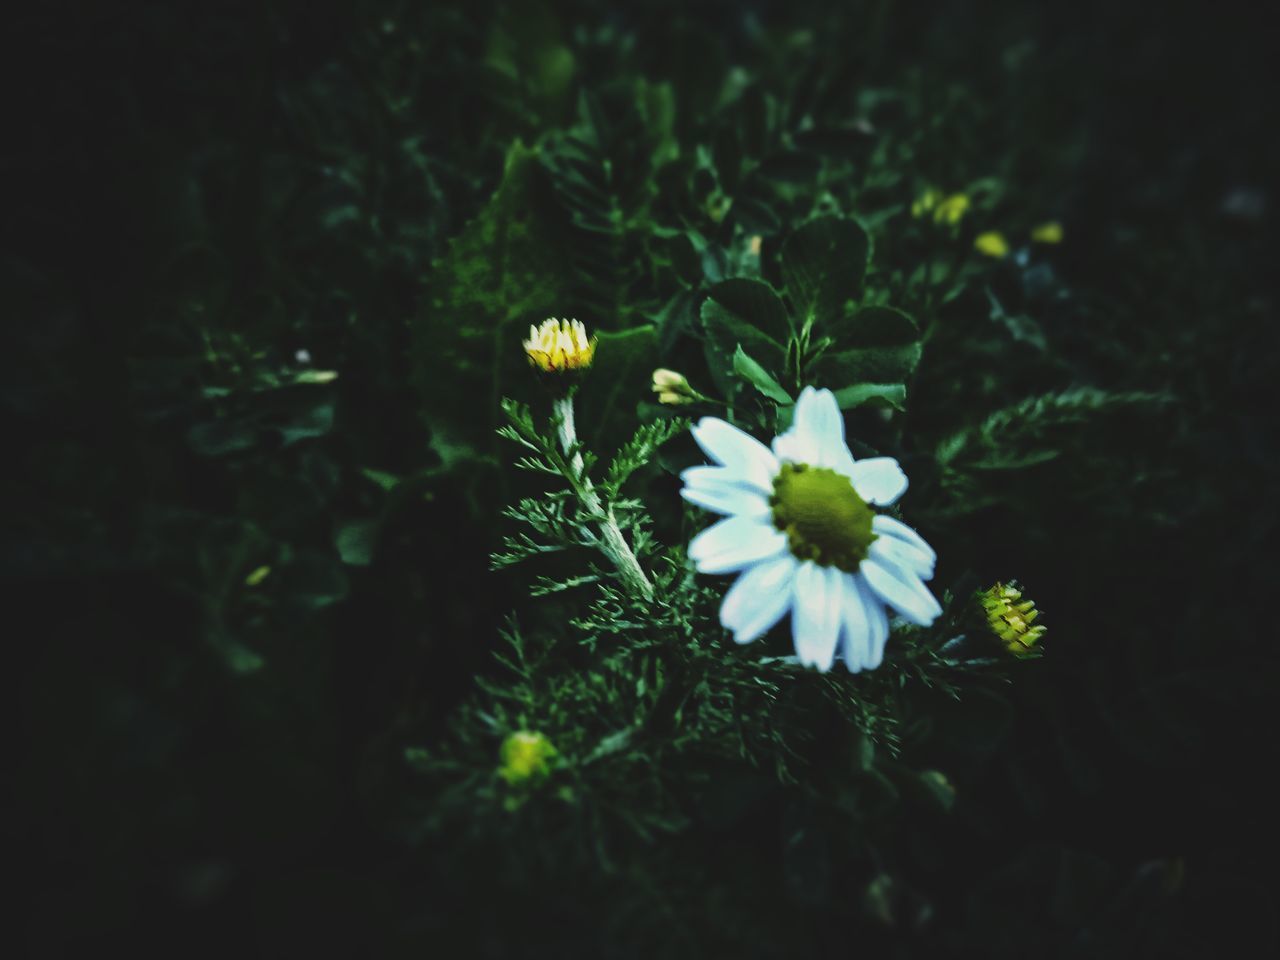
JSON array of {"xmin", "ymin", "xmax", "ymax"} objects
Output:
[
  {"xmin": 979, "ymin": 582, "xmax": 1046, "ymax": 656},
  {"xmin": 974, "ymin": 231, "xmax": 1010, "ymax": 258},
  {"xmin": 933, "ymin": 193, "xmax": 970, "ymax": 226},
  {"xmin": 243, "ymin": 565, "xmax": 272, "ymax": 587},
  {"xmin": 1031, "ymin": 221, "xmax": 1064, "ymax": 244},
  {"xmin": 522, "ymin": 318, "xmax": 597, "ymax": 373},
  {"xmin": 911, "ymin": 188, "xmax": 943, "ymax": 219},
  {"xmin": 651, "ymin": 368, "xmax": 697, "ymax": 405},
  {"xmin": 498, "ymin": 731, "xmax": 557, "ymax": 785}
]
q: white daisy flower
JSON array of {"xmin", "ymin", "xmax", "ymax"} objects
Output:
[{"xmin": 681, "ymin": 386, "xmax": 941, "ymax": 673}]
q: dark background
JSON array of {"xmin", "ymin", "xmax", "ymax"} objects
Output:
[{"xmin": 6, "ymin": 1, "xmax": 1276, "ymax": 956}]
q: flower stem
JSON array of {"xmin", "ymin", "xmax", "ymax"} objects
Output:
[{"xmin": 553, "ymin": 394, "xmax": 654, "ymax": 601}]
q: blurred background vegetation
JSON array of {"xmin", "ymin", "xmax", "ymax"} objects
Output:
[{"xmin": 6, "ymin": 1, "xmax": 1276, "ymax": 956}]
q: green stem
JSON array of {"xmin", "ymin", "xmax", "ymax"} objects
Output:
[{"xmin": 553, "ymin": 394, "xmax": 655, "ymax": 601}]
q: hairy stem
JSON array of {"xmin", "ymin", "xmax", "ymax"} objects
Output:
[{"xmin": 553, "ymin": 394, "xmax": 654, "ymax": 601}]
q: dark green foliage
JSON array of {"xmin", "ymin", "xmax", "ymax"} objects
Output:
[{"xmin": 10, "ymin": 1, "xmax": 1277, "ymax": 957}]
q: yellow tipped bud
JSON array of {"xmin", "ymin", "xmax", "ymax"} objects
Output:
[
  {"xmin": 978, "ymin": 581, "xmax": 1047, "ymax": 656},
  {"xmin": 933, "ymin": 193, "xmax": 970, "ymax": 226},
  {"xmin": 244, "ymin": 565, "xmax": 272, "ymax": 587},
  {"xmin": 651, "ymin": 368, "xmax": 697, "ymax": 405},
  {"xmin": 1031, "ymin": 220, "xmax": 1064, "ymax": 244},
  {"xmin": 912, "ymin": 188, "xmax": 943, "ymax": 219},
  {"xmin": 497, "ymin": 730, "xmax": 557, "ymax": 786},
  {"xmin": 523, "ymin": 318, "xmax": 597, "ymax": 374},
  {"xmin": 974, "ymin": 231, "xmax": 1010, "ymax": 258}
]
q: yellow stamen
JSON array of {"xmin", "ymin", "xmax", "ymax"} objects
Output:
[{"xmin": 770, "ymin": 463, "xmax": 877, "ymax": 571}]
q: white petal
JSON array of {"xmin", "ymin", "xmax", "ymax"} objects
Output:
[
  {"xmin": 801, "ymin": 387, "xmax": 848, "ymax": 467},
  {"xmin": 719, "ymin": 555, "xmax": 798, "ymax": 644},
  {"xmin": 772, "ymin": 387, "xmax": 847, "ymax": 468},
  {"xmin": 856, "ymin": 575, "xmax": 891, "ymax": 669},
  {"xmin": 870, "ymin": 526, "xmax": 935, "ymax": 579},
  {"xmin": 871, "ymin": 515, "xmax": 936, "ymax": 566},
  {"xmin": 847, "ymin": 457, "xmax": 908, "ymax": 505},
  {"xmin": 688, "ymin": 515, "xmax": 788, "ymax": 574},
  {"xmin": 690, "ymin": 418, "xmax": 779, "ymax": 491},
  {"xmin": 790, "ymin": 561, "xmax": 843, "ymax": 671},
  {"xmin": 681, "ymin": 463, "xmax": 773, "ymax": 498},
  {"xmin": 771, "ymin": 428, "xmax": 815, "ymax": 466},
  {"xmin": 860, "ymin": 545, "xmax": 942, "ymax": 626},
  {"xmin": 680, "ymin": 479, "xmax": 771, "ymax": 518},
  {"xmin": 839, "ymin": 573, "xmax": 871, "ymax": 673}
]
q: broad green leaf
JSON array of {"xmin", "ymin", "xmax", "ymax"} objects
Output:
[
  {"xmin": 275, "ymin": 397, "xmax": 335, "ymax": 446},
  {"xmin": 701, "ymin": 277, "xmax": 791, "ymax": 346},
  {"xmin": 578, "ymin": 325, "xmax": 658, "ymax": 445},
  {"xmin": 813, "ymin": 305, "xmax": 922, "ymax": 394},
  {"xmin": 187, "ymin": 420, "xmax": 257, "ymax": 457},
  {"xmin": 334, "ymin": 518, "xmax": 380, "ymax": 567},
  {"xmin": 825, "ymin": 305, "xmax": 919, "ymax": 347},
  {"xmin": 812, "ymin": 343, "xmax": 921, "ymax": 388},
  {"xmin": 732, "ymin": 345, "xmax": 792, "ymax": 403},
  {"xmin": 780, "ymin": 216, "xmax": 871, "ymax": 328},
  {"xmin": 831, "ymin": 383, "xmax": 907, "ymax": 411},
  {"xmin": 360, "ymin": 468, "xmax": 402, "ymax": 491},
  {"xmin": 916, "ymin": 770, "xmax": 957, "ymax": 812},
  {"xmin": 701, "ymin": 279, "xmax": 789, "ymax": 400}
]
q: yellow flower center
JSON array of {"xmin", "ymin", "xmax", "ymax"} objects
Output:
[
  {"xmin": 523, "ymin": 318, "xmax": 597, "ymax": 373},
  {"xmin": 770, "ymin": 463, "xmax": 877, "ymax": 572}
]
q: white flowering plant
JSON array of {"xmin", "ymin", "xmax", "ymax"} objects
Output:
[
  {"xmin": 411, "ymin": 218, "xmax": 1044, "ymax": 874},
  {"xmin": 37, "ymin": 4, "xmax": 1258, "ymax": 954}
]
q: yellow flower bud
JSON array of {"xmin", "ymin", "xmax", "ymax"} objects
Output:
[
  {"xmin": 974, "ymin": 231, "xmax": 1010, "ymax": 259},
  {"xmin": 523, "ymin": 318, "xmax": 597, "ymax": 373},
  {"xmin": 243, "ymin": 565, "xmax": 272, "ymax": 587},
  {"xmin": 497, "ymin": 730, "xmax": 557, "ymax": 785},
  {"xmin": 1031, "ymin": 221, "xmax": 1064, "ymax": 244},
  {"xmin": 933, "ymin": 193, "xmax": 970, "ymax": 226},
  {"xmin": 978, "ymin": 581, "xmax": 1046, "ymax": 656},
  {"xmin": 912, "ymin": 188, "xmax": 943, "ymax": 219},
  {"xmin": 651, "ymin": 368, "xmax": 697, "ymax": 405}
]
